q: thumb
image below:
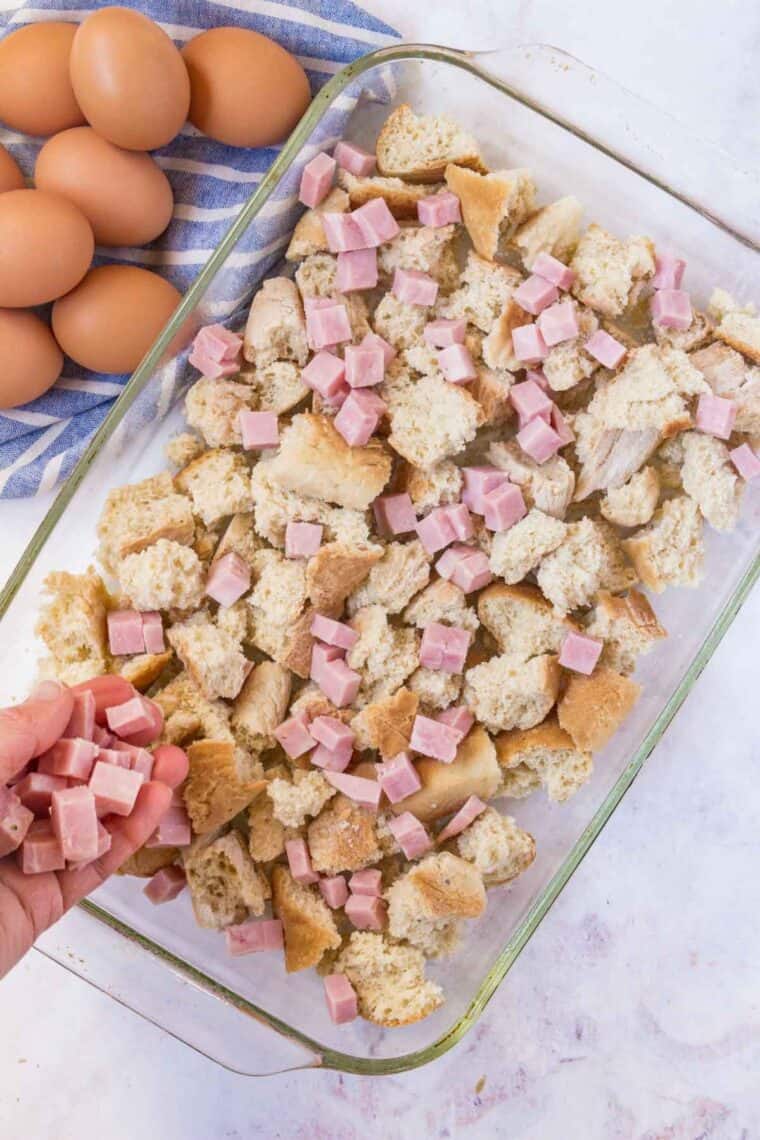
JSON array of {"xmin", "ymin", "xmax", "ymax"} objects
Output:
[{"xmin": 0, "ymin": 680, "xmax": 74, "ymax": 785}]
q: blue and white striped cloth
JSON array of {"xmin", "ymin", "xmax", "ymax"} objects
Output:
[{"xmin": 0, "ymin": 0, "xmax": 398, "ymax": 498}]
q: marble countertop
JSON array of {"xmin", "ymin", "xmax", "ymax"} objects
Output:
[{"xmin": 1, "ymin": 2, "xmax": 759, "ymax": 1136}]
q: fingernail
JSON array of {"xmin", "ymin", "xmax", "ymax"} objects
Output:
[{"xmin": 31, "ymin": 680, "xmax": 64, "ymax": 701}]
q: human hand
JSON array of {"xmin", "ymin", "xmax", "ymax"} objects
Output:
[{"xmin": 0, "ymin": 679, "xmax": 186, "ymax": 979}]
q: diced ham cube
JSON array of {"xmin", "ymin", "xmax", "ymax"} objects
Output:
[
  {"xmin": 334, "ymin": 389, "xmax": 385, "ymax": 446},
  {"xmin": 512, "ymin": 323, "xmax": 548, "ymax": 363},
  {"xmin": 285, "ymin": 837, "xmax": 319, "ymax": 885},
  {"xmin": 461, "ymin": 466, "xmax": 508, "ymax": 514},
  {"xmin": 550, "ymin": 404, "xmax": 575, "ymax": 446},
  {"xmin": 310, "ymin": 742, "xmax": 352, "ymax": 772},
  {"xmin": 730, "ymin": 443, "xmax": 760, "ymax": 481},
  {"xmin": 419, "ymin": 622, "xmax": 471, "ymax": 674},
  {"xmin": 302, "ymin": 349, "xmax": 346, "ymax": 399},
  {"xmin": 436, "ymin": 795, "xmax": 487, "ymax": 844},
  {"xmin": 441, "ymin": 502, "xmax": 474, "ymax": 541},
  {"xmin": 50, "ymin": 785, "xmax": 99, "ymax": 863},
  {"xmin": 107, "ymin": 609, "xmax": 145, "ymax": 656},
  {"xmin": 435, "ymin": 544, "xmax": 492, "ymax": 593},
  {"xmin": 72, "ymin": 675, "xmax": 134, "ymax": 726},
  {"xmin": 239, "ymin": 410, "xmax": 279, "ymax": 450},
  {"xmin": 336, "ymin": 247, "xmax": 378, "ymax": 293},
  {"xmin": 373, "ymin": 492, "xmax": 416, "ymax": 537},
  {"xmin": 274, "ymin": 712, "xmax": 316, "ymax": 760},
  {"xmin": 89, "ymin": 761, "xmax": 143, "ymax": 817},
  {"xmin": 436, "ymin": 705, "xmax": 474, "ymax": 741},
  {"xmin": 191, "ymin": 323, "xmax": 242, "ymax": 365},
  {"xmin": 97, "ymin": 748, "xmax": 132, "ymax": 770},
  {"xmin": 584, "ymin": 329, "xmax": 627, "ymax": 369},
  {"xmin": 531, "ymin": 251, "xmax": 576, "ymax": 290},
  {"xmin": 410, "ymin": 714, "xmax": 460, "ymax": 763},
  {"xmin": 17, "ymin": 819, "xmax": 65, "ymax": 873},
  {"xmin": 527, "ymin": 368, "xmax": 549, "ymax": 390},
  {"xmin": 516, "ymin": 417, "xmax": 562, "ymax": 464},
  {"xmin": 558, "ymin": 630, "xmax": 603, "ymax": 675},
  {"xmin": 537, "ymin": 300, "xmax": 579, "ymax": 347},
  {"xmin": 344, "ymin": 892, "xmax": 387, "ymax": 931},
  {"xmin": 376, "ymin": 752, "xmax": 421, "ymax": 805},
  {"xmin": 651, "ymin": 289, "xmax": 692, "ymax": 330},
  {"xmin": 109, "ymin": 741, "xmax": 154, "ymax": 780},
  {"xmin": 225, "ymin": 918, "xmax": 284, "ymax": 955},
  {"xmin": 306, "ymin": 301, "xmax": 352, "ymax": 350},
  {"xmin": 352, "ymin": 197, "xmax": 400, "ymax": 246},
  {"xmin": 424, "ymin": 318, "xmax": 466, "ymax": 348},
  {"xmin": 510, "ymin": 378, "xmax": 553, "ymax": 423},
  {"xmin": 391, "ymin": 267, "xmax": 438, "ymax": 307},
  {"xmin": 652, "ymin": 253, "xmax": 686, "ymax": 290},
  {"xmin": 440, "ymin": 626, "xmax": 471, "ymax": 673},
  {"xmin": 143, "ymin": 864, "xmax": 187, "ymax": 905},
  {"xmin": 67, "ymin": 821, "xmax": 112, "ymax": 871},
  {"xmin": 310, "ymin": 615, "xmax": 358, "ymax": 650},
  {"xmin": 349, "ymin": 868, "xmax": 382, "ymax": 896},
  {"xmin": 13, "ymin": 772, "xmax": 68, "ymax": 816},
  {"xmin": 360, "ymin": 330, "xmax": 396, "ymax": 366},
  {"xmin": 482, "ymin": 481, "xmax": 528, "ymax": 532},
  {"xmin": 0, "ymin": 786, "xmax": 34, "ymax": 857},
  {"xmin": 315, "ymin": 657, "xmax": 361, "ymax": 709},
  {"xmin": 513, "ymin": 275, "xmax": 559, "ymax": 315},
  {"xmin": 310, "ymin": 715, "xmax": 354, "ymax": 759},
  {"xmin": 323, "ymin": 770, "xmax": 381, "ymax": 810},
  {"xmin": 141, "ymin": 611, "xmax": 165, "ymax": 654},
  {"xmin": 299, "ymin": 151, "xmax": 336, "ymax": 208},
  {"xmin": 319, "ymin": 875, "xmax": 349, "ymax": 909},
  {"xmin": 695, "ymin": 393, "xmax": 737, "ymax": 440},
  {"xmin": 324, "ymin": 973, "xmax": 359, "ymax": 1023},
  {"xmin": 145, "ymin": 804, "xmax": 192, "ymax": 848},
  {"xmin": 37, "ymin": 737, "xmax": 98, "ymax": 781},
  {"xmin": 310, "ymin": 640, "xmax": 345, "ymax": 678},
  {"xmin": 105, "ymin": 695, "xmax": 155, "ymax": 738},
  {"xmin": 344, "ymin": 343, "xmax": 384, "ymax": 388},
  {"xmin": 334, "ymin": 140, "xmax": 376, "ymax": 177},
  {"xmin": 387, "ymin": 812, "xmax": 432, "ymax": 860},
  {"xmin": 438, "ymin": 343, "xmax": 478, "ymax": 384},
  {"xmin": 92, "ymin": 724, "xmax": 114, "ymax": 748},
  {"xmin": 64, "ymin": 689, "xmax": 96, "ymax": 741},
  {"xmin": 416, "ymin": 506, "xmax": 456, "ymax": 555},
  {"xmin": 205, "ymin": 550, "xmax": 251, "ymax": 607},
  {"xmin": 285, "ymin": 521, "xmax": 323, "ymax": 559},
  {"xmin": 418, "ymin": 190, "xmax": 461, "ymax": 227}
]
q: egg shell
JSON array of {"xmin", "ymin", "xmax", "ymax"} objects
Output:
[
  {"xmin": 181, "ymin": 28, "xmax": 311, "ymax": 148},
  {"xmin": 0, "ymin": 190, "xmax": 94, "ymax": 308},
  {"xmin": 0, "ymin": 309, "xmax": 64, "ymax": 410},
  {"xmin": 0, "ymin": 23, "xmax": 85, "ymax": 137},
  {"xmin": 35, "ymin": 127, "xmax": 174, "ymax": 248},
  {"xmin": 52, "ymin": 265, "xmax": 183, "ymax": 374},
  {"xmin": 0, "ymin": 144, "xmax": 24, "ymax": 194},
  {"xmin": 70, "ymin": 7, "xmax": 190, "ymax": 151}
]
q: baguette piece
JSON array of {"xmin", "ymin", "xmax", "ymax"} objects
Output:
[
  {"xmin": 184, "ymin": 740, "xmax": 265, "ymax": 834},
  {"xmin": 153, "ymin": 671, "xmax": 233, "ymax": 746},
  {"xmin": 373, "ymin": 291, "xmax": 429, "ymax": 351},
  {"xmin": 403, "ymin": 578, "xmax": 479, "ymax": 635},
  {"xmin": 481, "ymin": 298, "xmax": 532, "ymax": 371},
  {"xmin": 243, "ymin": 276, "xmax": 308, "ymax": 367},
  {"xmin": 119, "ymin": 846, "xmax": 179, "ymax": 878},
  {"xmin": 272, "ymin": 865, "xmax": 342, "ymax": 973},
  {"xmin": 231, "ymin": 661, "xmax": 291, "ymax": 753},
  {"xmin": 477, "ymin": 583, "xmax": 574, "ymax": 657},
  {"xmin": 599, "ymin": 466, "xmax": 660, "ymax": 528},
  {"xmin": 495, "ymin": 718, "xmax": 592, "ymax": 803},
  {"xmin": 681, "ymin": 431, "xmax": 743, "ymax": 532},
  {"xmin": 710, "ymin": 289, "xmax": 760, "ymax": 364},
  {"xmin": 117, "ymin": 650, "xmax": 173, "ymax": 691},
  {"xmin": 347, "ymin": 605, "xmax": 419, "ymax": 705},
  {"xmin": 286, "ymin": 186, "xmax": 349, "ymax": 260},
  {"xmin": 512, "ymin": 195, "xmax": 583, "ymax": 268},
  {"xmin": 118, "ymin": 539, "xmax": 204, "ymax": 614},
  {"xmin": 376, "ymin": 104, "xmax": 485, "ymax": 182},
  {"xmin": 488, "ymin": 509, "xmax": 567, "ymax": 585},
  {"xmin": 408, "ymin": 666, "xmax": 462, "ymax": 711},
  {"xmin": 439, "ymin": 251, "xmax": 522, "ymax": 334},
  {"xmin": 558, "ymin": 667, "xmax": 641, "ymax": 752},
  {"xmin": 184, "ymin": 378, "xmax": 250, "ymax": 448},
  {"xmin": 569, "ymin": 223, "xmax": 655, "ymax": 316},
  {"xmin": 444, "ymin": 164, "xmax": 535, "ymax": 260},
  {"xmin": 251, "ymin": 460, "xmax": 371, "ymax": 549},
  {"xmin": 184, "ymin": 831, "xmax": 269, "ymax": 929},
  {"xmin": 384, "ymin": 371, "xmax": 484, "ymax": 469},
  {"xmin": 456, "ymin": 807, "xmax": 536, "ymax": 886},
  {"xmin": 335, "ymin": 932, "xmax": 444, "ymax": 1027},
  {"xmin": 306, "ymin": 541, "xmax": 383, "ymax": 612},
  {"xmin": 336, "ymin": 169, "xmax": 435, "ymax": 218},
  {"xmin": 347, "ymin": 540, "xmax": 431, "ymax": 616},
  {"xmin": 248, "ymin": 776, "xmax": 294, "ymax": 862},
  {"xmin": 391, "ymin": 726, "xmax": 500, "ymax": 823},
  {"xmin": 308, "ymin": 793, "xmax": 381, "ymax": 874},
  {"xmin": 213, "ymin": 513, "xmax": 263, "ymax": 569},
  {"xmin": 36, "ymin": 569, "xmax": 110, "ymax": 684},
  {"xmin": 168, "ymin": 614, "xmax": 249, "ymax": 702},
  {"xmin": 586, "ymin": 589, "xmax": 667, "ymax": 675},
  {"xmin": 622, "ymin": 495, "xmax": 704, "ymax": 593},
  {"xmin": 245, "ymin": 360, "xmax": 310, "ymax": 416},
  {"xmin": 267, "ymin": 770, "xmax": 335, "ymax": 829},
  {"xmin": 176, "ymin": 449, "xmax": 253, "ymax": 527},
  {"xmin": 97, "ymin": 472, "xmax": 195, "ymax": 572},
  {"xmin": 398, "ymin": 458, "xmax": 463, "ymax": 513},
  {"xmin": 351, "ymin": 686, "xmax": 418, "ymax": 759},
  {"xmin": 166, "ymin": 431, "xmax": 204, "ymax": 469},
  {"xmin": 377, "ymin": 223, "xmax": 459, "ymax": 290},
  {"xmin": 463, "ymin": 652, "xmax": 560, "ymax": 734},
  {"xmin": 386, "ymin": 852, "xmax": 486, "ymax": 956}
]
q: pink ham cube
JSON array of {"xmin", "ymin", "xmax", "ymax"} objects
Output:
[
  {"xmin": 143, "ymin": 865, "xmax": 187, "ymax": 905},
  {"xmin": 512, "ymin": 323, "xmax": 548, "ymax": 363},
  {"xmin": 311, "ymin": 640, "xmax": 344, "ymax": 677},
  {"xmin": 438, "ymin": 343, "xmax": 478, "ymax": 384},
  {"xmin": 730, "ymin": 443, "xmax": 760, "ymax": 481},
  {"xmin": 191, "ymin": 324, "xmax": 242, "ymax": 365},
  {"xmin": 17, "ymin": 820, "xmax": 65, "ymax": 873},
  {"xmin": 310, "ymin": 743, "xmax": 352, "ymax": 773},
  {"xmin": 696, "ymin": 393, "xmax": 737, "ymax": 440},
  {"xmin": 107, "ymin": 610, "xmax": 145, "ymax": 656},
  {"xmin": 410, "ymin": 714, "xmax": 460, "ymax": 763},
  {"xmin": 89, "ymin": 761, "xmax": 143, "ymax": 817},
  {"xmin": 424, "ymin": 318, "xmax": 466, "ymax": 348},
  {"xmin": 416, "ymin": 507, "xmax": 456, "ymax": 554},
  {"xmin": 482, "ymin": 481, "xmax": 527, "ymax": 532},
  {"xmin": 651, "ymin": 289, "xmax": 692, "ymax": 330},
  {"xmin": 510, "ymin": 378, "xmax": 553, "ymax": 423},
  {"xmin": 344, "ymin": 343, "xmax": 384, "ymax": 388},
  {"xmin": 334, "ymin": 389, "xmax": 385, "ymax": 446},
  {"xmin": 51, "ymin": 785, "xmax": 99, "ymax": 863},
  {"xmin": 336, "ymin": 247, "xmax": 378, "ymax": 293},
  {"xmin": 376, "ymin": 752, "xmax": 421, "ymax": 805},
  {"xmin": 387, "ymin": 812, "xmax": 432, "ymax": 860},
  {"xmin": 537, "ymin": 300, "xmax": 579, "ymax": 347},
  {"xmin": 323, "ymin": 770, "xmax": 381, "ymax": 810},
  {"xmin": 352, "ymin": 197, "xmax": 400, "ymax": 246},
  {"xmin": 344, "ymin": 893, "xmax": 387, "ymax": 931},
  {"xmin": 531, "ymin": 251, "xmax": 576, "ymax": 290},
  {"xmin": 298, "ymin": 151, "xmax": 336, "ymax": 208},
  {"xmin": 527, "ymin": 368, "xmax": 550, "ymax": 390},
  {"xmin": 391, "ymin": 267, "xmax": 438, "ymax": 307},
  {"xmin": 435, "ymin": 544, "xmax": 492, "ymax": 593},
  {"xmin": 516, "ymin": 417, "xmax": 562, "ymax": 464},
  {"xmin": 315, "ymin": 657, "xmax": 361, "ymax": 708},
  {"xmin": 441, "ymin": 502, "xmax": 474, "ymax": 541},
  {"xmin": 361, "ymin": 330, "xmax": 396, "ymax": 366},
  {"xmin": 92, "ymin": 724, "xmax": 114, "ymax": 748},
  {"xmin": 310, "ymin": 715, "xmax": 354, "ymax": 761},
  {"xmin": 141, "ymin": 611, "xmax": 165, "ymax": 654},
  {"xmin": 334, "ymin": 140, "xmax": 376, "ymax": 177},
  {"xmin": 0, "ymin": 786, "xmax": 33, "ymax": 857},
  {"xmin": 373, "ymin": 492, "xmax": 416, "ymax": 537},
  {"xmin": 285, "ymin": 837, "xmax": 319, "ymax": 885},
  {"xmin": 420, "ymin": 622, "xmax": 471, "ymax": 674},
  {"xmin": 584, "ymin": 329, "xmax": 627, "ymax": 369},
  {"xmin": 441, "ymin": 626, "xmax": 471, "ymax": 673},
  {"xmin": 239, "ymin": 410, "xmax": 279, "ymax": 450},
  {"xmin": 285, "ymin": 521, "xmax": 323, "ymax": 559},
  {"xmin": 274, "ymin": 712, "xmax": 316, "ymax": 760},
  {"xmin": 559, "ymin": 630, "xmax": 603, "ymax": 675},
  {"xmin": 188, "ymin": 348, "xmax": 237, "ymax": 380},
  {"xmin": 67, "ymin": 820, "xmax": 111, "ymax": 871},
  {"xmin": 14, "ymin": 772, "xmax": 68, "ymax": 816},
  {"xmin": 349, "ymin": 868, "xmax": 382, "ymax": 896},
  {"xmin": 436, "ymin": 705, "xmax": 474, "ymax": 741},
  {"xmin": 105, "ymin": 695, "xmax": 156, "ymax": 738},
  {"xmin": 98, "ymin": 748, "xmax": 133, "ymax": 771},
  {"xmin": 417, "ymin": 190, "xmax": 461, "ymax": 227},
  {"xmin": 64, "ymin": 689, "xmax": 96, "ymax": 741},
  {"xmin": 306, "ymin": 301, "xmax": 352, "ymax": 350},
  {"xmin": 310, "ymin": 614, "xmax": 358, "ymax": 650},
  {"xmin": 652, "ymin": 253, "xmax": 686, "ymax": 290},
  {"xmin": 319, "ymin": 875, "xmax": 349, "ymax": 909},
  {"xmin": 145, "ymin": 804, "xmax": 191, "ymax": 849},
  {"xmin": 461, "ymin": 466, "xmax": 508, "ymax": 514},
  {"xmin": 513, "ymin": 275, "xmax": 559, "ymax": 315},
  {"xmin": 436, "ymin": 795, "xmax": 487, "ymax": 844},
  {"xmin": 225, "ymin": 918, "xmax": 284, "ymax": 956},
  {"xmin": 37, "ymin": 737, "xmax": 98, "ymax": 781},
  {"xmin": 321, "ymin": 211, "xmax": 366, "ymax": 253},
  {"xmin": 324, "ymin": 973, "xmax": 359, "ymax": 1023},
  {"xmin": 302, "ymin": 349, "xmax": 346, "ymax": 399},
  {"xmin": 205, "ymin": 551, "xmax": 251, "ymax": 607}
]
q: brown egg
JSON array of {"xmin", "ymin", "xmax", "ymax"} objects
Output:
[
  {"xmin": 0, "ymin": 23, "xmax": 85, "ymax": 137},
  {"xmin": 35, "ymin": 128, "xmax": 174, "ymax": 247},
  {"xmin": 0, "ymin": 144, "xmax": 24, "ymax": 194},
  {"xmin": 70, "ymin": 8, "xmax": 190, "ymax": 151},
  {"xmin": 182, "ymin": 28, "xmax": 310, "ymax": 148},
  {"xmin": 0, "ymin": 190, "xmax": 94, "ymax": 308},
  {"xmin": 0, "ymin": 309, "xmax": 63, "ymax": 409},
  {"xmin": 52, "ymin": 265, "xmax": 182, "ymax": 374}
]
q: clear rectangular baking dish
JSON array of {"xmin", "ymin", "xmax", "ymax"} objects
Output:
[{"xmin": 0, "ymin": 44, "xmax": 757, "ymax": 1076}]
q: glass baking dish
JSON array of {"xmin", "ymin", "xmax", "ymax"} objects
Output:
[{"xmin": 0, "ymin": 44, "xmax": 758, "ymax": 1077}]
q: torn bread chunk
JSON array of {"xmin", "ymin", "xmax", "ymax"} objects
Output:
[
  {"xmin": 600, "ymin": 466, "xmax": 660, "ymax": 528},
  {"xmin": 286, "ymin": 186, "xmax": 350, "ymax": 260},
  {"xmin": 690, "ymin": 341, "xmax": 748, "ymax": 398},
  {"xmin": 393, "ymin": 727, "xmax": 499, "ymax": 823},
  {"xmin": 710, "ymin": 288, "xmax": 760, "ymax": 364},
  {"xmin": 347, "ymin": 605, "xmax": 419, "ymax": 705},
  {"xmin": 244, "ymin": 360, "xmax": 309, "ymax": 415},
  {"xmin": 168, "ymin": 614, "xmax": 249, "ymax": 701},
  {"xmin": 444, "ymin": 164, "xmax": 535, "ymax": 261},
  {"xmin": 248, "ymin": 788, "xmax": 292, "ymax": 863},
  {"xmin": 386, "ymin": 852, "xmax": 486, "ymax": 957},
  {"xmin": 184, "ymin": 831, "xmax": 270, "ymax": 930},
  {"xmin": 294, "ymin": 251, "xmax": 338, "ymax": 300},
  {"xmin": 403, "ymin": 578, "xmax": 479, "ymax": 635},
  {"xmin": 271, "ymin": 865, "xmax": 341, "ymax": 973},
  {"xmin": 351, "ymin": 686, "xmax": 418, "ymax": 759},
  {"xmin": 456, "ymin": 807, "xmax": 536, "ymax": 886},
  {"xmin": 97, "ymin": 472, "xmax": 194, "ymax": 572},
  {"xmin": 378, "ymin": 223, "xmax": 459, "ymax": 290},
  {"xmin": 409, "ymin": 666, "xmax": 462, "ymax": 711},
  {"xmin": 681, "ymin": 431, "xmax": 744, "ymax": 532},
  {"xmin": 384, "ymin": 371, "xmax": 483, "ymax": 469},
  {"xmin": 536, "ymin": 518, "xmax": 635, "ymax": 614},
  {"xmin": 489, "ymin": 439, "xmax": 575, "ymax": 519},
  {"xmin": 482, "ymin": 298, "xmax": 532, "ymax": 371},
  {"xmin": 117, "ymin": 651, "xmax": 173, "ymax": 692},
  {"xmin": 512, "ymin": 195, "xmax": 583, "ymax": 269},
  {"xmin": 249, "ymin": 548, "xmax": 307, "ymax": 627},
  {"xmin": 184, "ymin": 378, "xmax": 250, "ymax": 448},
  {"xmin": 477, "ymin": 582, "xmax": 574, "ymax": 656},
  {"xmin": 569, "ymin": 223, "xmax": 655, "ymax": 316},
  {"xmin": 439, "ymin": 251, "xmax": 523, "ymax": 334},
  {"xmin": 488, "ymin": 509, "xmax": 567, "ymax": 584},
  {"xmin": 231, "ymin": 660, "xmax": 291, "ymax": 753},
  {"xmin": 153, "ymin": 671, "xmax": 233, "ymax": 746},
  {"xmin": 118, "ymin": 539, "xmax": 204, "ymax": 613},
  {"xmin": 184, "ymin": 740, "xmax": 264, "ymax": 834},
  {"xmin": 586, "ymin": 589, "xmax": 666, "ymax": 675},
  {"xmin": 336, "ymin": 169, "xmax": 435, "ymax": 218},
  {"xmin": 495, "ymin": 719, "xmax": 592, "ymax": 803},
  {"xmin": 306, "ymin": 541, "xmax": 383, "ymax": 612},
  {"xmin": 543, "ymin": 304, "xmax": 599, "ymax": 392},
  {"xmin": 166, "ymin": 432, "xmax": 204, "ymax": 469},
  {"xmin": 558, "ymin": 667, "xmax": 641, "ymax": 752},
  {"xmin": 335, "ymin": 931, "xmax": 444, "ymax": 1027},
  {"xmin": 398, "ymin": 459, "xmax": 463, "ymax": 513},
  {"xmin": 213, "ymin": 513, "xmax": 263, "ymax": 569},
  {"xmin": 463, "ymin": 652, "xmax": 560, "ymax": 734},
  {"xmin": 243, "ymin": 276, "xmax": 308, "ymax": 368},
  {"xmin": 654, "ymin": 308, "xmax": 713, "ymax": 354},
  {"xmin": 373, "ymin": 291, "xmax": 429, "ymax": 351},
  {"xmin": 36, "ymin": 569, "xmax": 110, "ymax": 685},
  {"xmin": 347, "ymin": 540, "xmax": 431, "ymax": 616},
  {"xmin": 308, "ymin": 793, "xmax": 381, "ymax": 875},
  {"xmin": 376, "ymin": 104, "xmax": 485, "ymax": 182},
  {"xmin": 251, "ymin": 460, "xmax": 371, "ymax": 549},
  {"xmin": 176, "ymin": 449, "xmax": 252, "ymax": 527},
  {"xmin": 268, "ymin": 770, "xmax": 335, "ymax": 829},
  {"xmin": 622, "ymin": 495, "xmax": 704, "ymax": 592}
]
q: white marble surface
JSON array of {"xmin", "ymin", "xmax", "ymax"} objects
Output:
[{"xmin": 1, "ymin": 2, "xmax": 759, "ymax": 1136}]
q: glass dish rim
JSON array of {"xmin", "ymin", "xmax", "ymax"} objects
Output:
[{"xmin": 2, "ymin": 42, "xmax": 758, "ymax": 1076}]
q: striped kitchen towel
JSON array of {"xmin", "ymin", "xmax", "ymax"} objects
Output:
[{"xmin": 0, "ymin": 0, "xmax": 398, "ymax": 498}]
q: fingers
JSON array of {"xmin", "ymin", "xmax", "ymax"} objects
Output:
[
  {"xmin": 119, "ymin": 697, "xmax": 164, "ymax": 748},
  {"xmin": 58, "ymin": 781, "xmax": 172, "ymax": 911},
  {"xmin": 150, "ymin": 744, "xmax": 189, "ymax": 789},
  {"xmin": 71, "ymin": 676, "xmax": 134, "ymax": 725},
  {"xmin": 0, "ymin": 681, "xmax": 74, "ymax": 785},
  {"xmin": 0, "ymin": 863, "xmax": 63, "ymax": 979}
]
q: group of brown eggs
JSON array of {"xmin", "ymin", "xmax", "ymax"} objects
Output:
[{"xmin": 0, "ymin": 8, "xmax": 312, "ymax": 409}]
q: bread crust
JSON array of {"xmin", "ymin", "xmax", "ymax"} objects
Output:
[
  {"xmin": 184, "ymin": 740, "xmax": 266, "ymax": 834},
  {"xmin": 271, "ymin": 865, "xmax": 341, "ymax": 972},
  {"xmin": 391, "ymin": 726, "xmax": 500, "ymax": 822},
  {"xmin": 557, "ymin": 667, "xmax": 641, "ymax": 752}
]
